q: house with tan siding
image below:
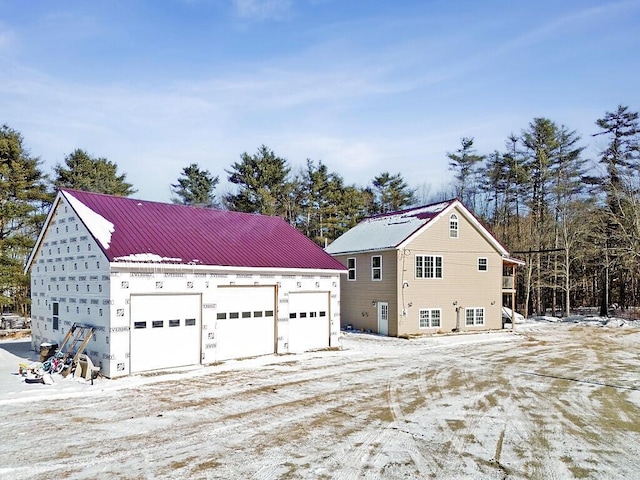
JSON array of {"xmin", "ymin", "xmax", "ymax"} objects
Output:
[{"xmin": 325, "ymin": 199, "xmax": 523, "ymax": 336}]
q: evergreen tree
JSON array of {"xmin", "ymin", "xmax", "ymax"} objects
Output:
[
  {"xmin": 592, "ymin": 105, "xmax": 640, "ymax": 314},
  {"xmin": 54, "ymin": 148, "xmax": 135, "ymax": 196},
  {"xmin": 447, "ymin": 137, "xmax": 485, "ymax": 210},
  {"xmin": 549, "ymin": 125, "xmax": 588, "ymax": 316},
  {"xmin": 171, "ymin": 163, "xmax": 219, "ymax": 207},
  {"xmin": 224, "ymin": 145, "xmax": 293, "ymax": 220},
  {"xmin": 0, "ymin": 125, "xmax": 50, "ymax": 314},
  {"xmin": 521, "ymin": 118, "xmax": 560, "ymax": 315},
  {"xmin": 370, "ymin": 172, "xmax": 415, "ymax": 214}
]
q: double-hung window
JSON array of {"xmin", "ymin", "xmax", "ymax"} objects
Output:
[
  {"xmin": 449, "ymin": 214, "xmax": 459, "ymax": 238},
  {"xmin": 419, "ymin": 308, "xmax": 441, "ymax": 328},
  {"xmin": 465, "ymin": 307, "xmax": 485, "ymax": 326},
  {"xmin": 371, "ymin": 255, "xmax": 382, "ymax": 280},
  {"xmin": 478, "ymin": 257, "xmax": 488, "ymax": 271},
  {"xmin": 416, "ymin": 255, "xmax": 443, "ymax": 279},
  {"xmin": 347, "ymin": 258, "xmax": 356, "ymax": 281}
]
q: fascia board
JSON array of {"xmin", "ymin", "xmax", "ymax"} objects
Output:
[{"xmin": 24, "ymin": 193, "xmax": 62, "ymax": 274}]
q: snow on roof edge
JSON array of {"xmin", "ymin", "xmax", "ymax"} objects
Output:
[{"xmin": 62, "ymin": 190, "xmax": 115, "ymax": 250}]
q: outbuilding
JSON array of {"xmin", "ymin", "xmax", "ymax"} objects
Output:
[{"xmin": 26, "ymin": 189, "xmax": 346, "ymax": 378}]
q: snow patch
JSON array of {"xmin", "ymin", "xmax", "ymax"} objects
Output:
[
  {"xmin": 113, "ymin": 253, "xmax": 182, "ymax": 263},
  {"xmin": 63, "ymin": 191, "xmax": 115, "ymax": 249}
]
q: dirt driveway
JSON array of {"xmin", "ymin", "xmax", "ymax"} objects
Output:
[{"xmin": 1, "ymin": 322, "xmax": 639, "ymax": 479}]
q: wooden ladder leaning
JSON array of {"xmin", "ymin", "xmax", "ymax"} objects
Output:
[{"xmin": 59, "ymin": 323, "xmax": 95, "ymax": 377}]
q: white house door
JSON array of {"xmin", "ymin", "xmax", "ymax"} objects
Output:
[
  {"xmin": 287, "ymin": 292, "xmax": 330, "ymax": 353},
  {"xmin": 378, "ymin": 302, "xmax": 389, "ymax": 336},
  {"xmin": 130, "ymin": 294, "xmax": 201, "ymax": 373}
]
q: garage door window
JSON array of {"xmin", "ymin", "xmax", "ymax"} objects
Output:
[
  {"xmin": 169, "ymin": 319, "xmax": 180, "ymax": 327},
  {"xmin": 229, "ymin": 312, "xmax": 239, "ymax": 319},
  {"xmin": 217, "ymin": 313, "xmax": 227, "ymax": 320},
  {"xmin": 242, "ymin": 312, "xmax": 251, "ymax": 318},
  {"xmin": 254, "ymin": 311, "xmax": 263, "ymax": 317},
  {"xmin": 185, "ymin": 318, "xmax": 196, "ymax": 326},
  {"xmin": 319, "ymin": 311, "xmax": 326, "ymax": 317},
  {"xmin": 134, "ymin": 321, "xmax": 146, "ymax": 329},
  {"xmin": 265, "ymin": 310, "xmax": 274, "ymax": 317},
  {"xmin": 152, "ymin": 320, "xmax": 164, "ymax": 328}
]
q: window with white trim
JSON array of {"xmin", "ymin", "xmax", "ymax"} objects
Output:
[
  {"xmin": 347, "ymin": 257, "xmax": 356, "ymax": 281},
  {"xmin": 416, "ymin": 255, "xmax": 443, "ymax": 278},
  {"xmin": 371, "ymin": 255, "xmax": 382, "ymax": 280},
  {"xmin": 449, "ymin": 214, "xmax": 459, "ymax": 238},
  {"xmin": 478, "ymin": 257, "xmax": 488, "ymax": 271},
  {"xmin": 419, "ymin": 308, "xmax": 441, "ymax": 328},
  {"xmin": 465, "ymin": 307, "xmax": 485, "ymax": 326}
]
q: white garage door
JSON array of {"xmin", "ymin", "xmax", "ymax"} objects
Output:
[
  {"xmin": 215, "ymin": 286, "xmax": 276, "ymax": 361},
  {"xmin": 130, "ymin": 294, "xmax": 201, "ymax": 373},
  {"xmin": 288, "ymin": 292, "xmax": 330, "ymax": 353}
]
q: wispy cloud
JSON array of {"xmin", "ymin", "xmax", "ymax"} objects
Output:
[{"xmin": 233, "ymin": 0, "xmax": 293, "ymax": 21}]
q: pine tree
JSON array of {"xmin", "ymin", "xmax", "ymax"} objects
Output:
[
  {"xmin": 370, "ymin": 172, "xmax": 415, "ymax": 214},
  {"xmin": 224, "ymin": 145, "xmax": 293, "ymax": 220},
  {"xmin": 0, "ymin": 125, "xmax": 50, "ymax": 315},
  {"xmin": 171, "ymin": 163, "xmax": 219, "ymax": 207},
  {"xmin": 54, "ymin": 149, "xmax": 135, "ymax": 196},
  {"xmin": 447, "ymin": 137, "xmax": 485, "ymax": 210},
  {"xmin": 592, "ymin": 105, "xmax": 640, "ymax": 314}
]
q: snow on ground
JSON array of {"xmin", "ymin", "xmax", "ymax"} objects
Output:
[{"xmin": 1, "ymin": 319, "xmax": 640, "ymax": 479}]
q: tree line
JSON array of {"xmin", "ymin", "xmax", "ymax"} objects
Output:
[{"xmin": 1, "ymin": 104, "xmax": 638, "ymax": 318}]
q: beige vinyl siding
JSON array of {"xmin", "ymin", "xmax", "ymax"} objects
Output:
[
  {"xmin": 398, "ymin": 206, "xmax": 503, "ymax": 335},
  {"xmin": 334, "ymin": 250, "xmax": 399, "ymax": 336}
]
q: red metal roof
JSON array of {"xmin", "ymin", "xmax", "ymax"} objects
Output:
[{"xmin": 59, "ymin": 189, "xmax": 346, "ymax": 271}]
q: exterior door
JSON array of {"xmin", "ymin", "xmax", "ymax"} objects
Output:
[
  {"xmin": 378, "ymin": 302, "xmax": 389, "ymax": 336},
  {"xmin": 130, "ymin": 294, "xmax": 201, "ymax": 373},
  {"xmin": 214, "ymin": 286, "xmax": 276, "ymax": 361},
  {"xmin": 287, "ymin": 292, "xmax": 330, "ymax": 352}
]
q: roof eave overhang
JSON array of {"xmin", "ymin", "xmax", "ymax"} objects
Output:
[
  {"xmin": 24, "ymin": 193, "xmax": 63, "ymax": 274},
  {"xmin": 325, "ymin": 246, "xmax": 397, "ymax": 256},
  {"xmin": 503, "ymin": 256, "xmax": 526, "ymax": 266},
  {"xmin": 109, "ymin": 262, "xmax": 346, "ymax": 275}
]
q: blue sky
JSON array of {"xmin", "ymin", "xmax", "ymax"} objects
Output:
[{"xmin": 1, "ymin": 0, "xmax": 639, "ymax": 202}]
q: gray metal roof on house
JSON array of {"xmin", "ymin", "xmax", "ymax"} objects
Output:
[{"xmin": 325, "ymin": 200, "xmax": 456, "ymax": 255}]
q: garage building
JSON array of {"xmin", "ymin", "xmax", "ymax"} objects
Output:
[{"xmin": 26, "ymin": 189, "xmax": 346, "ymax": 378}]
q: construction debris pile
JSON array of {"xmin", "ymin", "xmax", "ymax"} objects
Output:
[{"xmin": 18, "ymin": 323, "xmax": 101, "ymax": 385}]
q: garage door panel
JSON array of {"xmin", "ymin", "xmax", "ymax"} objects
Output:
[
  {"xmin": 215, "ymin": 286, "xmax": 275, "ymax": 361},
  {"xmin": 288, "ymin": 292, "xmax": 330, "ymax": 353},
  {"xmin": 130, "ymin": 295, "xmax": 201, "ymax": 373}
]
